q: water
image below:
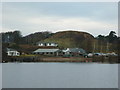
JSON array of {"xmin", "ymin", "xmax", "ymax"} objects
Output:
[
  {"xmin": 2, "ymin": 63, "xmax": 118, "ymax": 88},
  {"xmin": 0, "ymin": 64, "xmax": 2, "ymax": 89}
]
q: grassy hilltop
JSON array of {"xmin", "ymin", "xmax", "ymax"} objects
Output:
[{"xmin": 44, "ymin": 31, "xmax": 94, "ymax": 52}]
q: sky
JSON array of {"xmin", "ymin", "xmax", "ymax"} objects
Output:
[{"xmin": 1, "ymin": 2, "xmax": 118, "ymax": 36}]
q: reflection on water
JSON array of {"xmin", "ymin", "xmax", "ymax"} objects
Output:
[{"xmin": 2, "ymin": 63, "xmax": 118, "ymax": 88}]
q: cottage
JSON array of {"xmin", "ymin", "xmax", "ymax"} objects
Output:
[
  {"xmin": 36, "ymin": 42, "xmax": 58, "ymax": 47},
  {"xmin": 62, "ymin": 48, "xmax": 86, "ymax": 56},
  {"xmin": 6, "ymin": 48, "xmax": 20, "ymax": 56},
  {"xmin": 33, "ymin": 48, "xmax": 60, "ymax": 56}
]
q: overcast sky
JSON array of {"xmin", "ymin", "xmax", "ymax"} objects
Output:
[{"xmin": 2, "ymin": 2, "xmax": 118, "ymax": 36}]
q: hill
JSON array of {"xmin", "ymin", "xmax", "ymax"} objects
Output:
[
  {"xmin": 44, "ymin": 31, "xmax": 95, "ymax": 52},
  {"xmin": 22, "ymin": 31, "xmax": 53, "ymax": 44}
]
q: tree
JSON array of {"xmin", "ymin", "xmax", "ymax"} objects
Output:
[
  {"xmin": 13, "ymin": 30, "xmax": 22, "ymax": 44},
  {"xmin": 97, "ymin": 35, "xmax": 105, "ymax": 41},
  {"xmin": 108, "ymin": 31, "xmax": 117, "ymax": 43}
]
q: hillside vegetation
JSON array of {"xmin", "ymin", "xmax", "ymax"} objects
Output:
[{"xmin": 44, "ymin": 31, "xmax": 95, "ymax": 52}]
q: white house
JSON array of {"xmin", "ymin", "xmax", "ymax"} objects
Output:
[
  {"xmin": 37, "ymin": 42, "xmax": 58, "ymax": 47},
  {"xmin": 7, "ymin": 48, "xmax": 20, "ymax": 56}
]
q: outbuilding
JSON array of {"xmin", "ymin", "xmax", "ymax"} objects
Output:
[
  {"xmin": 33, "ymin": 48, "xmax": 60, "ymax": 56},
  {"xmin": 6, "ymin": 48, "xmax": 20, "ymax": 56},
  {"xmin": 62, "ymin": 48, "xmax": 86, "ymax": 56}
]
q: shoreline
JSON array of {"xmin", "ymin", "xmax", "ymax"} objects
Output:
[
  {"xmin": 2, "ymin": 62, "xmax": 118, "ymax": 64},
  {"xmin": 2, "ymin": 56, "xmax": 118, "ymax": 63}
]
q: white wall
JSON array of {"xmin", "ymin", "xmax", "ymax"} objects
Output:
[{"xmin": 7, "ymin": 51, "xmax": 20, "ymax": 56}]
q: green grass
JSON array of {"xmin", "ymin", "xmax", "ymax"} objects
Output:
[{"xmin": 20, "ymin": 54, "xmax": 36, "ymax": 57}]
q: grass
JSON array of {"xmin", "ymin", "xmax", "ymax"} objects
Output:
[{"xmin": 19, "ymin": 54, "xmax": 36, "ymax": 57}]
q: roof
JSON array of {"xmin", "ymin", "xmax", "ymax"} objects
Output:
[
  {"xmin": 63, "ymin": 48, "xmax": 86, "ymax": 53},
  {"xmin": 6, "ymin": 48, "xmax": 18, "ymax": 52},
  {"xmin": 33, "ymin": 48, "xmax": 60, "ymax": 53}
]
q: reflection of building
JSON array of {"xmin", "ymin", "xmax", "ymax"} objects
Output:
[
  {"xmin": 33, "ymin": 48, "xmax": 60, "ymax": 56},
  {"xmin": 36, "ymin": 42, "xmax": 58, "ymax": 47},
  {"xmin": 6, "ymin": 48, "xmax": 20, "ymax": 56},
  {"xmin": 62, "ymin": 48, "xmax": 86, "ymax": 56}
]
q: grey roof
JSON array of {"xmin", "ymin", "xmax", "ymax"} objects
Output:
[
  {"xmin": 6, "ymin": 48, "xmax": 17, "ymax": 51},
  {"xmin": 63, "ymin": 48, "xmax": 86, "ymax": 53},
  {"xmin": 33, "ymin": 49, "xmax": 60, "ymax": 53}
]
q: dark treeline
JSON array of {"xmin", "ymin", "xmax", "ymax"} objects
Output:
[
  {"xmin": 94, "ymin": 31, "xmax": 119, "ymax": 53},
  {"xmin": 2, "ymin": 31, "xmax": 22, "ymax": 44},
  {"xmin": 96, "ymin": 31, "xmax": 118, "ymax": 44},
  {"xmin": 22, "ymin": 31, "xmax": 53, "ymax": 44},
  {"xmin": 2, "ymin": 30, "xmax": 53, "ymax": 44}
]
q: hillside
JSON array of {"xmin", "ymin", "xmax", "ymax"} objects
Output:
[
  {"xmin": 44, "ymin": 31, "xmax": 95, "ymax": 52},
  {"xmin": 22, "ymin": 31, "xmax": 53, "ymax": 44}
]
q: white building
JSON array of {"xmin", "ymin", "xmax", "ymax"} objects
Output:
[
  {"xmin": 37, "ymin": 42, "xmax": 58, "ymax": 47},
  {"xmin": 7, "ymin": 48, "xmax": 20, "ymax": 56}
]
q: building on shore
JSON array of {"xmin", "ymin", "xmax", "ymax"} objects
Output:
[
  {"xmin": 33, "ymin": 48, "xmax": 86, "ymax": 57},
  {"xmin": 33, "ymin": 48, "xmax": 61, "ymax": 56},
  {"xmin": 62, "ymin": 48, "xmax": 86, "ymax": 56},
  {"xmin": 6, "ymin": 48, "xmax": 20, "ymax": 56}
]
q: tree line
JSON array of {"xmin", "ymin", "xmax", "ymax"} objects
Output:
[
  {"xmin": 1, "ymin": 30, "xmax": 120, "ymax": 53},
  {"xmin": 94, "ymin": 31, "xmax": 119, "ymax": 53}
]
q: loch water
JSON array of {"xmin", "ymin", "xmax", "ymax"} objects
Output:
[{"xmin": 2, "ymin": 63, "xmax": 118, "ymax": 88}]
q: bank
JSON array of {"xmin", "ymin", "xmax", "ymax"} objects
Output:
[{"xmin": 2, "ymin": 55, "xmax": 118, "ymax": 63}]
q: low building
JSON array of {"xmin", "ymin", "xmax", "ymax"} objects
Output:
[
  {"xmin": 36, "ymin": 42, "xmax": 58, "ymax": 47},
  {"xmin": 33, "ymin": 48, "xmax": 60, "ymax": 56},
  {"xmin": 6, "ymin": 48, "xmax": 20, "ymax": 56},
  {"xmin": 62, "ymin": 48, "xmax": 86, "ymax": 56}
]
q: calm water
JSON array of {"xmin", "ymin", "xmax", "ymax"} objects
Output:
[
  {"xmin": 2, "ymin": 63, "xmax": 118, "ymax": 88},
  {"xmin": 0, "ymin": 64, "xmax": 2, "ymax": 89}
]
